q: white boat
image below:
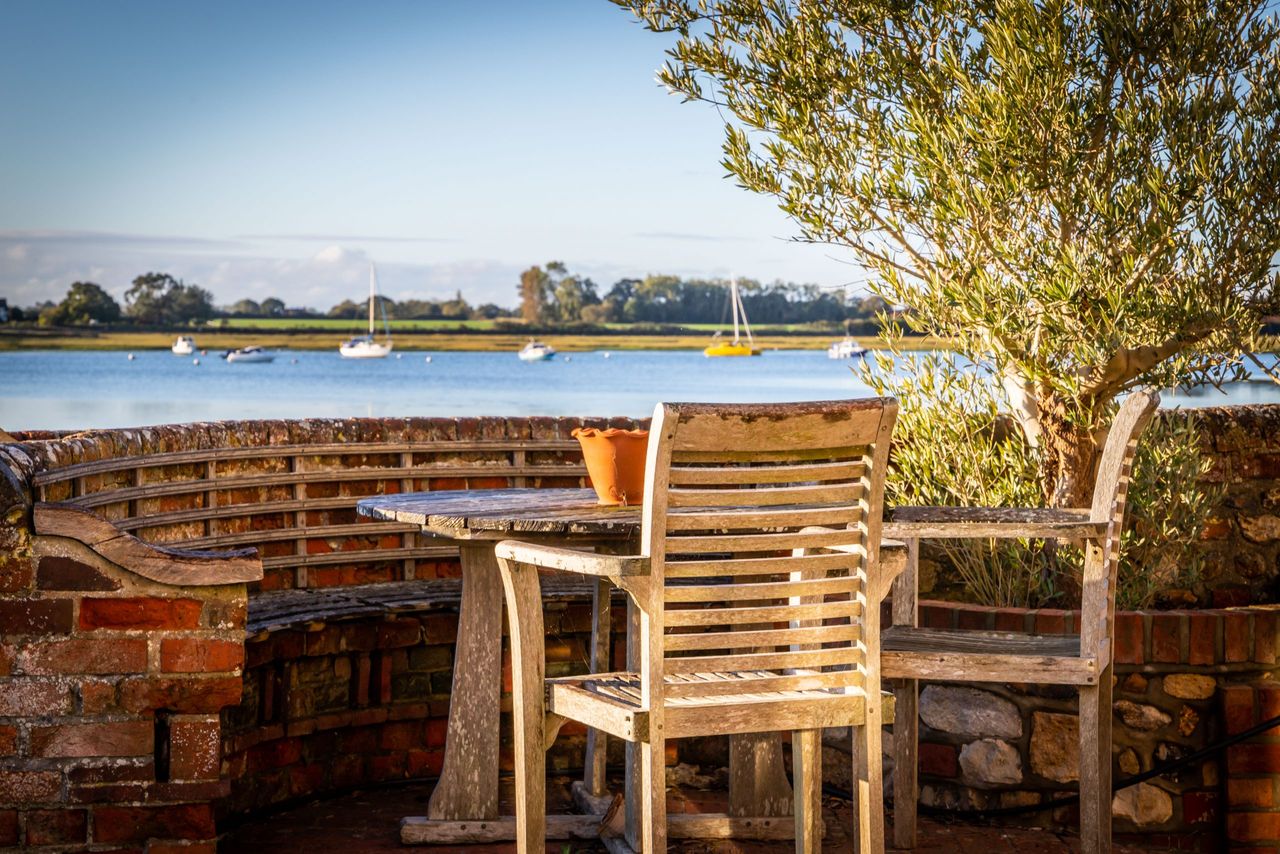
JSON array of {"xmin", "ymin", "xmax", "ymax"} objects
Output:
[
  {"xmin": 171, "ymin": 335, "xmax": 196, "ymax": 356},
  {"xmin": 339, "ymin": 263, "xmax": 393, "ymax": 359},
  {"xmin": 518, "ymin": 340, "xmax": 556, "ymax": 362},
  {"xmin": 827, "ymin": 337, "xmax": 868, "ymax": 359},
  {"xmin": 224, "ymin": 346, "xmax": 275, "ymax": 364}
]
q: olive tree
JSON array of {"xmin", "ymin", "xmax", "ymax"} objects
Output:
[{"xmin": 618, "ymin": 0, "xmax": 1280, "ymax": 507}]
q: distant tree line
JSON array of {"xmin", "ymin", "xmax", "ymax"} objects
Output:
[
  {"xmin": 516, "ymin": 261, "xmax": 887, "ymax": 328},
  {"xmin": 6, "ymin": 262, "xmax": 889, "ymax": 330}
]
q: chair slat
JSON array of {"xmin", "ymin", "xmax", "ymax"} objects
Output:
[
  {"xmin": 664, "ymin": 600, "xmax": 860, "ymax": 627},
  {"xmin": 664, "ymin": 528, "xmax": 866, "ymax": 555},
  {"xmin": 671, "ymin": 446, "xmax": 864, "ymax": 464},
  {"xmin": 665, "ymin": 551, "xmax": 851, "ymax": 578},
  {"xmin": 664, "ymin": 575, "xmax": 855, "ymax": 603},
  {"xmin": 667, "ymin": 483, "xmax": 863, "ymax": 508},
  {"xmin": 664, "ymin": 624, "xmax": 857, "ymax": 652},
  {"xmin": 663, "ymin": 670, "xmax": 856, "ymax": 699},
  {"xmin": 663, "ymin": 647, "xmax": 860, "ymax": 675},
  {"xmin": 668, "ymin": 460, "xmax": 865, "ymax": 485},
  {"xmin": 665, "ymin": 504, "xmax": 861, "ymax": 531}
]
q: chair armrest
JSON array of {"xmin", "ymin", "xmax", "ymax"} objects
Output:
[
  {"xmin": 494, "ymin": 540, "xmax": 650, "ymax": 578},
  {"xmin": 883, "ymin": 506, "xmax": 1107, "ymax": 540}
]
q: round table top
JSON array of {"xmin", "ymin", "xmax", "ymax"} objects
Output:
[{"xmin": 357, "ymin": 488, "xmax": 640, "ymax": 538}]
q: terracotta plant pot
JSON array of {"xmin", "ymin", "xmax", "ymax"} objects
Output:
[{"xmin": 572, "ymin": 427, "xmax": 650, "ymax": 506}]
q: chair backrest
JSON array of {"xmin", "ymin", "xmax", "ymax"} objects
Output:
[
  {"xmin": 633, "ymin": 398, "xmax": 897, "ymax": 707},
  {"xmin": 1080, "ymin": 390, "xmax": 1160, "ymax": 660}
]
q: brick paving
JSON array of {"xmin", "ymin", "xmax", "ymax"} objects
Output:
[{"xmin": 220, "ymin": 776, "xmax": 1177, "ymax": 853}]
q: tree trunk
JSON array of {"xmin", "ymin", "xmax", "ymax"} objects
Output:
[{"xmin": 1035, "ymin": 395, "xmax": 1099, "ymax": 509}]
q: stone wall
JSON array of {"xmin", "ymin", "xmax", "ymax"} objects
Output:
[
  {"xmin": 1176, "ymin": 405, "xmax": 1280, "ymax": 600},
  {"xmin": 909, "ymin": 599, "xmax": 1280, "ymax": 852}
]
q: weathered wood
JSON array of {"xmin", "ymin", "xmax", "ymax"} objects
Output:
[
  {"xmin": 33, "ymin": 502, "xmax": 262, "ymax": 585},
  {"xmin": 664, "ymin": 575, "xmax": 855, "ymax": 603},
  {"xmin": 400, "ymin": 814, "xmax": 603, "ymax": 844},
  {"xmin": 32, "ymin": 439, "xmax": 582, "ymax": 486},
  {"xmin": 665, "ymin": 600, "xmax": 858, "ymax": 627},
  {"xmin": 668, "ymin": 459, "xmax": 864, "ymax": 485},
  {"xmin": 400, "ymin": 812, "xmax": 806, "ymax": 845},
  {"xmin": 585, "ymin": 577, "xmax": 612, "ymax": 797},
  {"xmin": 494, "ymin": 540, "xmax": 649, "ymax": 577},
  {"xmin": 729, "ymin": 732, "xmax": 794, "ymax": 819},
  {"xmin": 881, "ymin": 627, "xmax": 1095, "ymax": 684},
  {"xmin": 882, "ymin": 392, "xmax": 1160, "ymax": 851},
  {"xmin": 1079, "ymin": 663, "xmax": 1114, "ymax": 854},
  {"xmin": 666, "ymin": 551, "xmax": 853, "ymax": 578},
  {"xmin": 891, "ymin": 537, "xmax": 919, "ymax": 851},
  {"xmin": 66, "ymin": 464, "xmax": 587, "ymax": 509},
  {"xmin": 883, "ymin": 506, "xmax": 1105, "ymax": 540},
  {"xmin": 666, "ymin": 483, "xmax": 863, "ymax": 508},
  {"xmin": 793, "ymin": 729, "xmax": 822, "ymax": 852},
  {"xmin": 426, "ymin": 543, "xmax": 503, "ymax": 822},
  {"xmin": 663, "ymin": 624, "xmax": 857, "ymax": 652},
  {"xmin": 495, "ymin": 555, "xmax": 548, "ymax": 851}
]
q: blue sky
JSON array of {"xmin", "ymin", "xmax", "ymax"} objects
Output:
[{"xmin": 0, "ymin": 0, "xmax": 859, "ymax": 310}]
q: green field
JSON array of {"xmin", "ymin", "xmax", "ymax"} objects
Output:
[{"xmin": 0, "ymin": 323, "xmax": 948, "ymax": 353}]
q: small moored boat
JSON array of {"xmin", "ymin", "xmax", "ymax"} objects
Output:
[
  {"xmin": 224, "ymin": 346, "xmax": 275, "ymax": 364},
  {"xmin": 827, "ymin": 337, "xmax": 868, "ymax": 359},
  {"xmin": 518, "ymin": 340, "xmax": 556, "ymax": 362},
  {"xmin": 339, "ymin": 263, "xmax": 393, "ymax": 359},
  {"xmin": 172, "ymin": 336, "xmax": 196, "ymax": 356}
]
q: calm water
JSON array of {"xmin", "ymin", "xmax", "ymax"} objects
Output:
[{"xmin": 1, "ymin": 348, "xmax": 1278, "ymax": 431}]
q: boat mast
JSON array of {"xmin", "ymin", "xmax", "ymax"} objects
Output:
[
  {"xmin": 368, "ymin": 264, "xmax": 376, "ymax": 337},
  {"xmin": 730, "ymin": 278, "xmax": 741, "ymax": 345},
  {"xmin": 736, "ymin": 279, "xmax": 755, "ymax": 346}
]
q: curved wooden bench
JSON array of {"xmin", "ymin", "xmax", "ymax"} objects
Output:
[{"xmin": 27, "ymin": 436, "xmax": 591, "ymax": 590}]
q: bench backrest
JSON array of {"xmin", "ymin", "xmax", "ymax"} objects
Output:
[{"xmin": 21, "ymin": 419, "xmax": 623, "ymax": 590}]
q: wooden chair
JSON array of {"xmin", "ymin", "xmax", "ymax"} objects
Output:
[
  {"xmin": 882, "ymin": 390, "xmax": 1159, "ymax": 853},
  {"xmin": 496, "ymin": 398, "xmax": 898, "ymax": 853}
]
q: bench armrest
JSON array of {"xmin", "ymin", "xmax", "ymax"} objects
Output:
[
  {"xmin": 494, "ymin": 540, "xmax": 650, "ymax": 578},
  {"xmin": 34, "ymin": 503, "xmax": 263, "ymax": 585},
  {"xmin": 883, "ymin": 506, "xmax": 1107, "ymax": 540}
]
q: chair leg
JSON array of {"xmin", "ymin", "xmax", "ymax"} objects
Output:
[
  {"xmin": 793, "ymin": 729, "xmax": 822, "ymax": 853},
  {"xmin": 497, "ymin": 559, "xmax": 546, "ymax": 852},
  {"xmin": 584, "ymin": 577, "xmax": 612, "ymax": 797},
  {"xmin": 853, "ymin": 704, "xmax": 886, "ymax": 853},
  {"xmin": 892, "ymin": 679, "xmax": 918, "ymax": 849},
  {"xmin": 1079, "ymin": 665, "xmax": 1113, "ymax": 854},
  {"xmin": 637, "ymin": 736, "xmax": 667, "ymax": 853}
]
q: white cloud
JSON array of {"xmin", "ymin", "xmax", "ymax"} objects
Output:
[{"xmin": 0, "ymin": 230, "xmax": 523, "ymax": 310}]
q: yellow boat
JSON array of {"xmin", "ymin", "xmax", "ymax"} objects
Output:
[
  {"xmin": 704, "ymin": 340, "xmax": 762, "ymax": 357},
  {"xmin": 703, "ymin": 278, "xmax": 763, "ymax": 357}
]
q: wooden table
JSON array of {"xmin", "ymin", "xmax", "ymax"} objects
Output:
[{"xmin": 360, "ymin": 488, "xmax": 808, "ymax": 844}]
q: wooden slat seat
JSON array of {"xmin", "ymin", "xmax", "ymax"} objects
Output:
[
  {"xmin": 881, "ymin": 626, "xmax": 1095, "ymax": 684},
  {"xmin": 548, "ymin": 670, "xmax": 872, "ymax": 741}
]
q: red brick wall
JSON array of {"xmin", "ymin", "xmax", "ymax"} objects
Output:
[
  {"xmin": 0, "ymin": 534, "xmax": 245, "ymax": 852},
  {"xmin": 221, "ymin": 599, "xmax": 628, "ymax": 817}
]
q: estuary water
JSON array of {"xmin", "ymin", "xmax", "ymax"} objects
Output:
[{"xmin": 1, "ymin": 348, "xmax": 1278, "ymax": 432}]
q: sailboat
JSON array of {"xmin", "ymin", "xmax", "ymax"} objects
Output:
[
  {"xmin": 704, "ymin": 278, "xmax": 762, "ymax": 357},
  {"xmin": 339, "ymin": 263, "xmax": 393, "ymax": 359}
]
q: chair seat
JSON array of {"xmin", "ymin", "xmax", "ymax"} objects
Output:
[
  {"xmin": 548, "ymin": 669, "xmax": 872, "ymax": 741},
  {"xmin": 881, "ymin": 626, "xmax": 1099, "ymax": 685}
]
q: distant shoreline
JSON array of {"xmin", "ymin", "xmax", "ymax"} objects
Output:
[{"xmin": 0, "ymin": 327, "xmax": 948, "ymax": 353}]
